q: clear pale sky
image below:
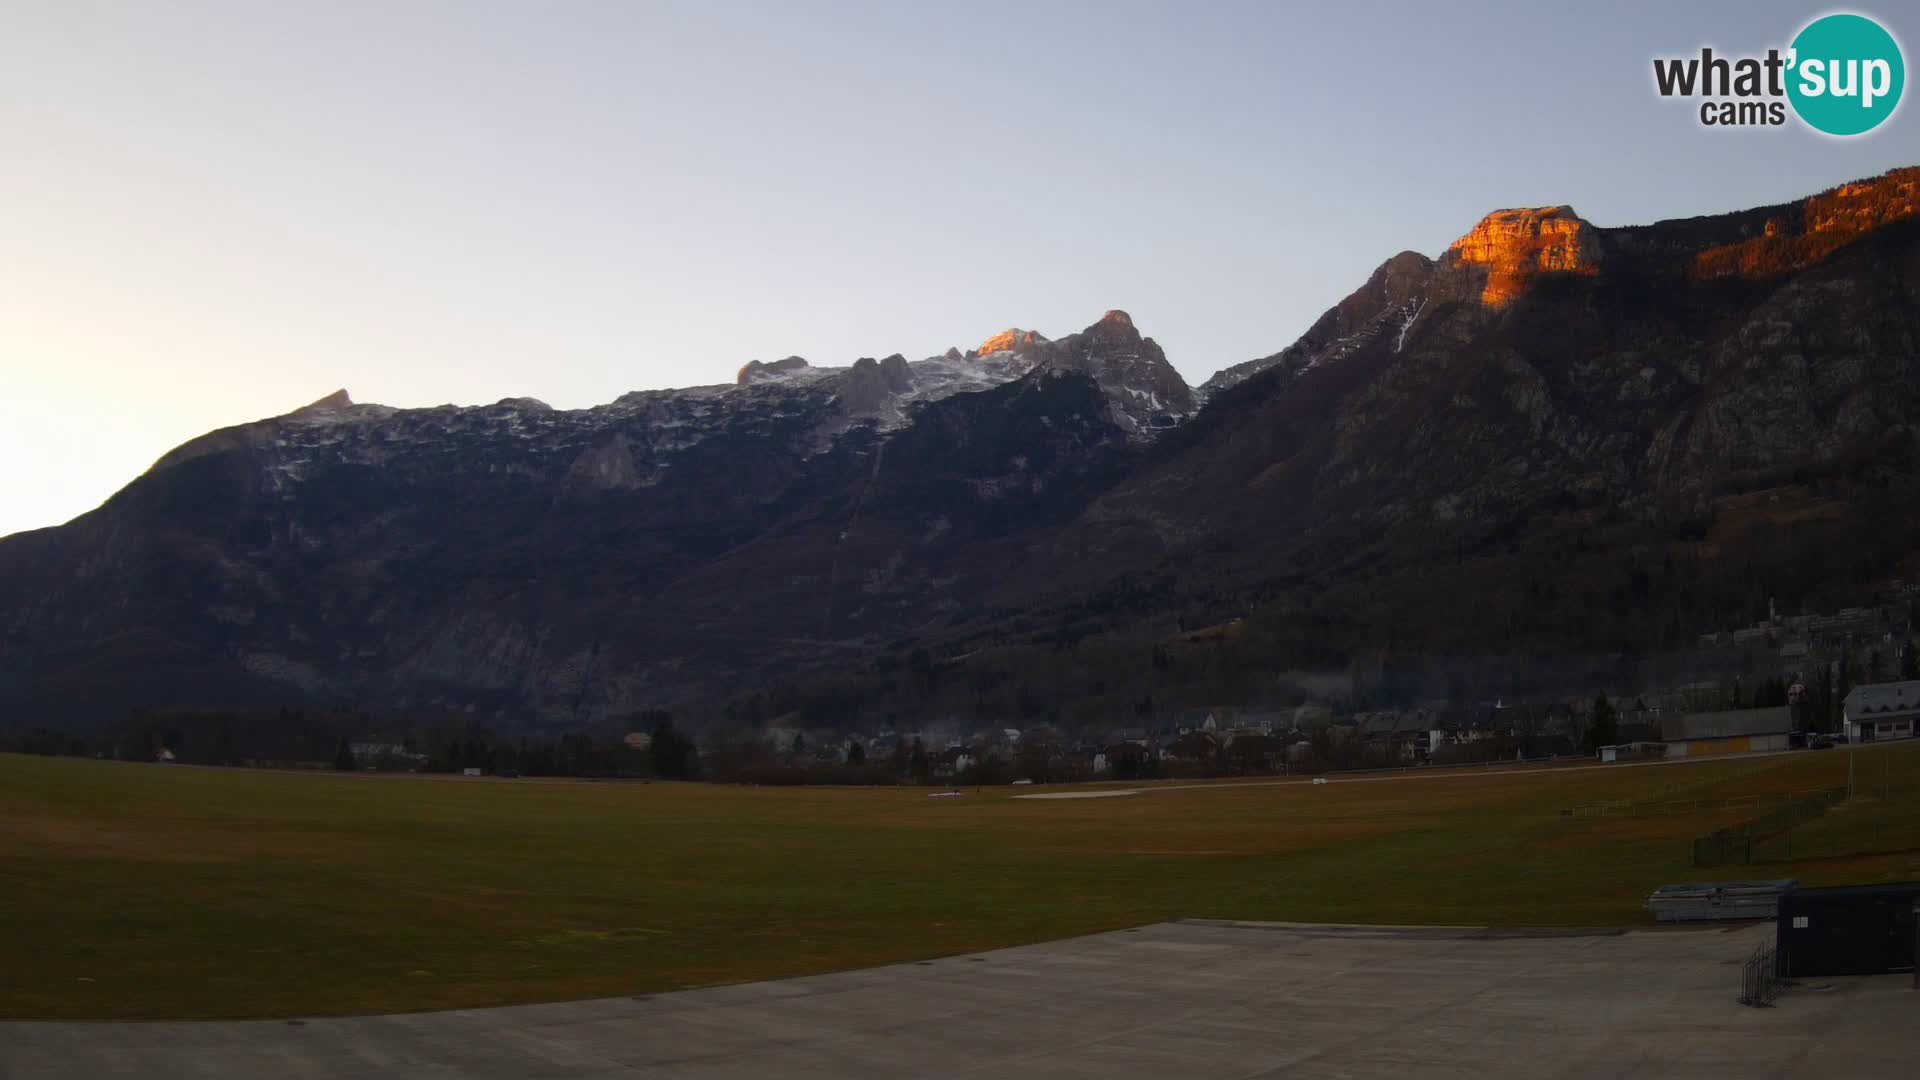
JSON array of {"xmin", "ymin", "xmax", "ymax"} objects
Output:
[{"xmin": 2, "ymin": 1, "xmax": 1915, "ymax": 538}]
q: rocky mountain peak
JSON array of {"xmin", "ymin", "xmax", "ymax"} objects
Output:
[
  {"xmin": 1200, "ymin": 251, "xmax": 1438, "ymax": 397},
  {"xmin": 1375, "ymin": 251, "xmax": 1437, "ymax": 303},
  {"xmin": 1445, "ymin": 206, "xmax": 1599, "ymax": 306},
  {"xmin": 976, "ymin": 328, "xmax": 1048, "ymax": 356},
  {"xmin": 1082, "ymin": 309, "xmax": 1142, "ymax": 347},
  {"xmin": 841, "ymin": 353, "xmax": 916, "ymax": 413},
  {"xmin": 736, "ymin": 356, "xmax": 810, "ymax": 385},
  {"xmin": 1044, "ymin": 310, "xmax": 1194, "ymax": 434},
  {"xmin": 297, "ymin": 389, "xmax": 354, "ymax": 413}
]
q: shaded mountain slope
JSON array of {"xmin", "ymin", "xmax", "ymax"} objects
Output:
[{"xmin": 3, "ymin": 169, "xmax": 1918, "ymax": 729}]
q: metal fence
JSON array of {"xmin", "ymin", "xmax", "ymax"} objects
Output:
[
  {"xmin": 1739, "ymin": 943, "xmax": 1781, "ymax": 1007},
  {"xmin": 1753, "ymin": 816, "xmax": 1913, "ymax": 863},
  {"xmin": 1692, "ymin": 830, "xmax": 1754, "ymax": 867},
  {"xmin": 1690, "ymin": 786, "xmax": 1848, "ymax": 867}
]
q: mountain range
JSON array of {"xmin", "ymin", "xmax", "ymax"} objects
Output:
[{"xmin": 4, "ymin": 167, "xmax": 1918, "ymax": 731}]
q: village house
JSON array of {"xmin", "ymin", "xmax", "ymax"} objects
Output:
[
  {"xmin": 1164, "ymin": 730, "xmax": 1219, "ymax": 763},
  {"xmin": 1357, "ymin": 712, "xmax": 1431, "ymax": 763},
  {"xmin": 932, "ymin": 746, "xmax": 973, "ymax": 778},
  {"xmin": 1842, "ymin": 681, "xmax": 1920, "ymax": 742},
  {"xmin": 349, "ymin": 741, "xmax": 427, "ymax": 768}
]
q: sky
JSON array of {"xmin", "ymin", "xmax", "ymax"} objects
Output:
[{"xmin": 2, "ymin": 0, "xmax": 1916, "ymax": 538}]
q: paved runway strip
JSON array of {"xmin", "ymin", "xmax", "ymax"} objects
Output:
[{"xmin": 3, "ymin": 920, "xmax": 1910, "ymax": 1078}]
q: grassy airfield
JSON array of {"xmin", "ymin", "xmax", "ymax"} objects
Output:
[{"xmin": 2, "ymin": 743, "xmax": 1916, "ymax": 1019}]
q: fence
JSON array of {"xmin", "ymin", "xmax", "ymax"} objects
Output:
[
  {"xmin": 1690, "ymin": 786, "xmax": 1848, "ymax": 867},
  {"xmin": 1752, "ymin": 815, "xmax": 1917, "ymax": 863},
  {"xmin": 1564, "ymin": 784, "xmax": 1834, "ymax": 820},
  {"xmin": 1739, "ymin": 943, "xmax": 1781, "ymax": 1007}
]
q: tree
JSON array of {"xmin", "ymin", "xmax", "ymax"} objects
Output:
[
  {"xmin": 845, "ymin": 739, "xmax": 866, "ymax": 766},
  {"xmin": 650, "ymin": 718, "xmax": 696, "ymax": 780},
  {"xmin": 1753, "ymin": 677, "xmax": 1788, "ymax": 708},
  {"xmin": 1016, "ymin": 727, "xmax": 1061, "ymax": 783},
  {"xmin": 1808, "ymin": 659, "xmax": 1837, "ymax": 733},
  {"xmin": 332, "ymin": 738, "xmax": 357, "ymax": 772},
  {"xmin": 908, "ymin": 737, "xmax": 931, "ymax": 784},
  {"xmin": 1585, "ymin": 694, "xmax": 1619, "ymax": 753},
  {"xmin": 961, "ymin": 748, "xmax": 1005, "ymax": 786},
  {"xmin": 1836, "ymin": 655, "xmax": 1858, "ymax": 730}
]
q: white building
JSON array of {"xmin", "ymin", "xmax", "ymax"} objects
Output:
[{"xmin": 1842, "ymin": 681, "xmax": 1920, "ymax": 742}]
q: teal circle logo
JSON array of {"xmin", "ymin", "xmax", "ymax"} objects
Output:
[{"xmin": 1787, "ymin": 13, "xmax": 1905, "ymax": 136}]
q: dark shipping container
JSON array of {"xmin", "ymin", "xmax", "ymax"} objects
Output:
[{"xmin": 1775, "ymin": 882, "xmax": 1919, "ymax": 978}]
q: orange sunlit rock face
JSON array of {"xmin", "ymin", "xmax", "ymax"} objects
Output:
[
  {"xmin": 1447, "ymin": 206, "xmax": 1599, "ymax": 306},
  {"xmin": 1807, "ymin": 178, "xmax": 1917, "ymax": 233},
  {"xmin": 1693, "ymin": 168, "xmax": 1918, "ymax": 281},
  {"xmin": 976, "ymin": 328, "xmax": 1046, "ymax": 355}
]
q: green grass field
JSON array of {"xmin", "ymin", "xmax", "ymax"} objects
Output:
[{"xmin": 2, "ymin": 744, "xmax": 1917, "ymax": 1019}]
